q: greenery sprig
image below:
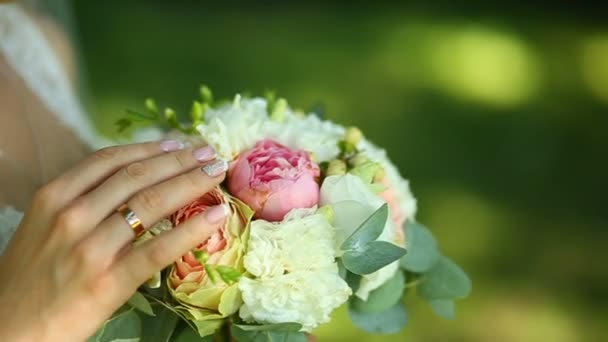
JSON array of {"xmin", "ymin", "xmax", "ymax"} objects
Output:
[{"xmin": 115, "ymin": 85, "xmax": 214, "ymax": 134}]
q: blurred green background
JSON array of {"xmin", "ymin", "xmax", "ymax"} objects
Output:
[{"xmin": 69, "ymin": 0, "xmax": 608, "ymax": 341}]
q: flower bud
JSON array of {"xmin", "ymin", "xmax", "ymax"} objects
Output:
[
  {"xmin": 200, "ymin": 85, "xmax": 213, "ymax": 104},
  {"xmin": 145, "ymin": 98, "xmax": 158, "ymax": 113},
  {"xmin": 190, "ymin": 101, "xmax": 204, "ymax": 122},
  {"xmin": 216, "ymin": 266, "xmax": 242, "ymax": 284},
  {"xmin": 373, "ymin": 167, "xmax": 386, "ymax": 183},
  {"xmin": 326, "ymin": 159, "xmax": 347, "ymax": 176},
  {"xmin": 317, "ymin": 205, "xmax": 335, "ymax": 224},
  {"xmin": 193, "ymin": 250, "xmax": 210, "ymax": 264},
  {"xmin": 270, "ymin": 98, "xmax": 288, "ymax": 122},
  {"xmin": 344, "ymin": 127, "xmax": 363, "ymax": 145},
  {"xmin": 349, "ymin": 154, "xmax": 369, "ymax": 167}
]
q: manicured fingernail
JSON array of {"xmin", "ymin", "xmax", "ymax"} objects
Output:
[
  {"xmin": 205, "ymin": 204, "xmax": 229, "ymax": 224},
  {"xmin": 160, "ymin": 140, "xmax": 184, "ymax": 152},
  {"xmin": 193, "ymin": 146, "xmax": 217, "ymax": 162},
  {"xmin": 201, "ymin": 159, "xmax": 228, "ymax": 177}
]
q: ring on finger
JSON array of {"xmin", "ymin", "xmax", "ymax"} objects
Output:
[{"xmin": 117, "ymin": 204, "xmax": 145, "ymax": 238}]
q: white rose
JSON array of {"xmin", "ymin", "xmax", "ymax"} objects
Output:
[
  {"xmin": 238, "ymin": 209, "xmax": 351, "ymax": 331},
  {"xmin": 197, "ymin": 95, "xmax": 269, "ymax": 159},
  {"xmin": 320, "ymin": 174, "xmax": 400, "ymax": 300}
]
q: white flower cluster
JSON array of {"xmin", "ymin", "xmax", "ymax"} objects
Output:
[
  {"xmin": 238, "ymin": 209, "xmax": 351, "ymax": 331},
  {"xmin": 196, "ymin": 95, "xmax": 344, "ymax": 162}
]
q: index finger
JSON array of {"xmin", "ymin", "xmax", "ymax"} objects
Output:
[{"xmin": 47, "ymin": 140, "xmax": 184, "ymax": 209}]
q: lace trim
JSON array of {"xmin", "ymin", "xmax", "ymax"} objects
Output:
[
  {"xmin": 0, "ymin": 206, "xmax": 23, "ymax": 255},
  {"xmin": 0, "ymin": 4, "xmax": 98, "ymax": 148}
]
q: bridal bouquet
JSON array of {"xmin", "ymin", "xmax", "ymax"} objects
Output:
[{"xmin": 92, "ymin": 87, "xmax": 471, "ymax": 342}]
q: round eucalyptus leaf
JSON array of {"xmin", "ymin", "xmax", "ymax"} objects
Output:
[
  {"xmin": 429, "ymin": 299, "xmax": 456, "ymax": 320},
  {"xmin": 348, "ymin": 302, "xmax": 408, "ymax": 334},
  {"xmin": 342, "ymin": 241, "xmax": 407, "ymax": 275},
  {"xmin": 418, "ymin": 256, "xmax": 471, "ymax": 300},
  {"xmin": 231, "ymin": 323, "xmax": 307, "ymax": 342},
  {"xmin": 400, "ymin": 221, "xmax": 440, "ymax": 273},
  {"xmin": 351, "ymin": 271, "xmax": 405, "ymax": 313}
]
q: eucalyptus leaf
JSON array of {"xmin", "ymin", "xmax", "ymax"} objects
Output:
[
  {"xmin": 351, "ymin": 271, "xmax": 405, "ymax": 313},
  {"xmin": 342, "ymin": 241, "xmax": 406, "ymax": 275},
  {"xmin": 231, "ymin": 323, "xmax": 307, "ymax": 342},
  {"xmin": 88, "ymin": 309, "xmax": 141, "ymax": 342},
  {"xmin": 418, "ymin": 256, "xmax": 471, "ymax": 300},
  {"xmin": 128, "ymin": 292, "xmax": 155, "ymax": 316},
  {"xmin": 400, "ymin": 221, "xmax": 440, "ymax": 273},
  {"xmin": 348, "ymin": 302, "xmax": 408, "ymax": 334},
  {"xmin": 232, "ymin": 322, "xmax": 302, "ymax": 332},
  {"xmin": 341, "ymin": 204, "xmax": 388, "ymax": 251},
  {"xmin": 171, "ymin": 327, "xmax": 213, "ymax": 342},
  {"xmin": 429, "ymin": 299, "xmax": 456, "ymax": 320},
  {"xmin": 140, "ymin": 305, "xmax": 178, "ymax": 342},
  {"xmin": 346, "ymin": 271, "xmax": 362, "ymax": 293},
  {"xmin": 338, "ymin": 259, "xmax": 362, "ymax": 292}
]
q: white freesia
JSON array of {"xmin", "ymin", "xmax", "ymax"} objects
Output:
[
  {"xmin": 197, "ymin": 95, "xmax": 269, "ymax": 159},
  {"xmin": 320, "ymin": 174, "xmax": 401, "ymax": 300},
  {"xmin": 238, "ymin": 208, "xmax": 351, "ymax": 331}
]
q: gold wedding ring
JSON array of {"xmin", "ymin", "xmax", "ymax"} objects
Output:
[{"xmin": 117, "ymin": 205, "xmax": 145, "ymax": 238}]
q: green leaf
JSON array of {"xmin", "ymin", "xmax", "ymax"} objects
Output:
[
  {"xmin": 351, "ymin": 271, "xmax": 405, "ymax": 313},
  {"xmin": 429, "ymin": 299, "xmax": 456, "ymax": 320},
  {"xmin": 232, "ymin": 323, "xmax": 302, "ymax": 332},
  {"xmin": 140, "ymin": 305, "xmax": 178, "ymax": 341},
  {"xmin": 231, "ymin": 323, "xmax": 307, "ymax": 342},
  {"xmin": 338, "ymin": 140, "xmax": 357, "ymax": 156},
  {"xmin": 418, "ymin": 256, "xmax": 471, "ymax": 301},
  {"xmin": 115, "ymin": 118, "xmax": 133, "ymax": 133},
  {"xmin": 346, "ymin": 271, "xmax": 362, "ymax": 293},
  {"xmin": 216, "ymin": 265, "xmax": 242, "ymax": 284},
  {"xmin": 400, "ymin": 221, "xmax": 440, "ymax": 273},
  {"xmin": 127, "ymin": 291, "xmax": 155, "ymax": 316},
  {"xmin": 342, "ymin": 241, "xmax": 406, "ymax": 275},
  {"xmin": 88, "ymin": 309, "xmax": 141, "ymax": 342},
  {"xmin": 348, "ymin": 302, "xmax": 408, "ymax": 334},
  {"xmin": 341, "ymin": 204, "xmax": 389, "ymax": 251},
  {"xmin": 338, "ymin": 259, "xmax": 362, "ymax": 293},
  {"xmin": 172, "ymin": 326, "xmax": 213, "ymax": 342}
]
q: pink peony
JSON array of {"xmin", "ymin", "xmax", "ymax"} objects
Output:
[{"xmin": 228, "ymin": 139, "xmax": 321, "ymax": 221}]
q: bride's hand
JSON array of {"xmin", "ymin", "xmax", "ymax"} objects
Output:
[{"xmin": 0, "ymin": 141, "xmax": 228, "ymax": 342}]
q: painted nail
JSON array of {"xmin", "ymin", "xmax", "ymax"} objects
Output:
[
  {"xmin": 205, "ymin": 204, "xmax": 230, "ymax": 224},
  {"xmin": 193, "ymin": 146, "xmax": 217, "ymax": 162},
  {"xmin": 160, "ymin": 140, "xmax": 184, "ymax": 152},
  {"xmin": 201, "ymin": 159, "xmax": 228, "ymax": 177}
]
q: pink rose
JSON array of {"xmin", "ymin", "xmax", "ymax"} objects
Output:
[{"xmin": 228, "ymin": 139, "xmax": 321, "ymax": 221}]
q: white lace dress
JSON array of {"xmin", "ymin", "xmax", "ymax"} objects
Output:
[{"xmin": 0, "ymin": 4, "xmax": 97, "ymax": 254}]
